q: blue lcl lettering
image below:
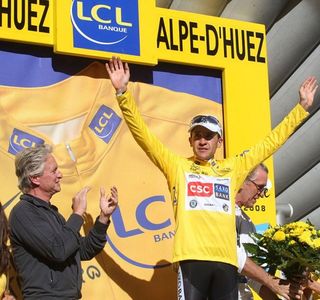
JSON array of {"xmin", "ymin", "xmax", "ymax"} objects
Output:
[{"xmin": 112, "ymin": 195, "xmax": 171, "ymax": 237}]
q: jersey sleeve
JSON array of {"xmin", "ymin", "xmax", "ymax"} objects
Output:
[
  {"xmin": 232, "ymin": 103, "xmax": 309, "ymax": 190},
  {"xmin": 116, "ymin": 89, "xmax": 179, "ymax": 179}
]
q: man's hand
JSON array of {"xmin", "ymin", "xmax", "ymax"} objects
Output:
[
  {"xmin": 99, "ymin": 186, "xmax": 118, "ymax": 224},
  {"xmin": 72, "ymin": 187, "xmax": 90, "ymax": 217},
  {"xmin": 275, "ymin": 278, "xmax": 304, "ymax": 300},
  {"xmin": 260, "ymin": 276, "xmax": 291, "ymax": 300},
  {"xmin": 290, "ymin": 271, "xmax": 320, "ymax": 299},
  {"xmin": 299, "ymin": 76, "xmax": 318, "ymax": 111},
  {"xmin": 105, "ymin": 56, "xmax": 130, "ymax": 95},
  {"xmin": 259, "ymin": 277, "xmax": 304, "ymax": 300}
]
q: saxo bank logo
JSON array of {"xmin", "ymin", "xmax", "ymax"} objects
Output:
[
  {"xmin": 71, "ymin": 0, "xmax": 140, "ymax": 55},
  {"xmin": 8, "ymin": 129, "xmax": 44, "ymax": 155}
]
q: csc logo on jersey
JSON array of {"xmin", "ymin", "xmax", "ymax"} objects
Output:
[
  {"xmin": 187, "ymin": 182, "xmax": 213, "ymax": 197},
  {"xmin": 71, "ymin": 0, "xmax": 140, "ymax": 55},
  {"xmin": 8, "ymin": 129, "xmax": 44, "ymax": 155},
  {"xmin": 89, "ymin": 105, "xmax": 121, "ymax": 143},
  {"xmin": 108, "ymin": 195, "xmax": 174, "ymax": 269}
]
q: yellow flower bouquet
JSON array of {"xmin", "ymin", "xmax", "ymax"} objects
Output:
[{"xmin": 244, "ymin": 221, "xmax": 320, "ymax": 279}]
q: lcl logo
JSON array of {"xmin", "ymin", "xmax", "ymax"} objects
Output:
[
  {"xmin": 71, "ymin": 0, "xmax": 140, "ymax": 55},
  {"xmin": 8, "ymin": 129, "xmax": 44, "ymax": 155},
  {"xmin": 74, "ymin": 1, "xmax": 133, "ymax": 27},
  {"xmin": 108, "ymin": 195, "xmax": 174, "ymax": 269},
  {"xmin": 89, "ymin": 105, "xmax": 121, "ymax": 144}
]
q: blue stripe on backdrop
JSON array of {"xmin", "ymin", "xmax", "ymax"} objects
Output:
[
  {"xmin": 129, "ymin": 62, "xmax": 222, "ymax": 103},
  {"xmin": 0, "ymin": 41, "xmax": 222, "ymax": 103},
  {"xmin": 0, "ymin": 41, "xmax": 92, "ymax": 86}
]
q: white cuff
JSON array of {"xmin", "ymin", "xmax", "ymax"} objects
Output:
[{"xmin": 237, "ymin": 244, "xmax": 247, "ymax": 273}]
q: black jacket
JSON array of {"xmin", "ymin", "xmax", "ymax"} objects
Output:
[{"xmin": 9, "ymin": 194, "xmax": 109, "ymax": 299}]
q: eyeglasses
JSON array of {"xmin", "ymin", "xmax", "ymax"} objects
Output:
[
  {"xmin": 190, "ymin": 115, "xmax": 221, "ymax": 127},
  {"xmin": 248, "ymin": 179, "xmax": 266, "ymax": 195}
]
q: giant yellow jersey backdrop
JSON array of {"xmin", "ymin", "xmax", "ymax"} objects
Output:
[{"xmin": 0, "ymin": 49, "xmax": 223, "ymax": 299}]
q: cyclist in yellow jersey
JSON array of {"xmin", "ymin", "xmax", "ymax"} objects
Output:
[{"xmin": 106, "ymin": 57, "xmax": 318, "ymax": 300}]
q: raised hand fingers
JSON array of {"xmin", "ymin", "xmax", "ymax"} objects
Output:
[
  {"xmin": 106, "ymin": 56, "xmax": 123, "ymax": 72},
  {"xmin": 299, "ymin": 76, "xmax": 318, "ymax": 110},
  {"xmin": 309, "ymin": 78, "xmax": 318, "ymax": 95},
  {"xmin": 100, "ymin": 186, "xmax": 106, "ymax": 198},
  {"xmin": 72, "ymin": 186, "xmax": 90, "ymax": 216},
  {"xmin": 123, "ymin": 61, "xmax": 130, "ymax": 74},
  {"xmin": 105, "ymin": 57, "xmax": 116, "ymax": 73},
  {"xmin": 110, "ymin": 186, "xmax": 118, "ymax": 200},
  {"xmin": 107, "ymin": 186, "xmax": 118, "ymax": 210},
  {"xmin": 114, "ymin": 57, "xmax": 122, "ymax": 70},
  {"xmin": 100, "ymin": 186, "xmax": 118, "ymax": 204},
  {"xmin": 74, "ymin": 186, "xmax": 90, "ymax": 201},
  {"xmin": 303, "ymin": 76, "xmax": 318, "ymax": 93}
]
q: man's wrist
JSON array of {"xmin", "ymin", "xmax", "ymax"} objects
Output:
[
  {"xmin": 116, "ymin": 87, "xmax": 127, "ymax": 96},
  {"xmin": 261, "ymin": 272, "xmax": 273, "ymax": 287},
  {"xmin": 73, "ymin": 211, "xmax": 85, "ymax": 218},
  {"xmin": 98, "ymin": 213, "xmax": 111, "ymax": 224}
]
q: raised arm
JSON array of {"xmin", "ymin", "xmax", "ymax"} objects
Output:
[
  {"xmin": 104, "ymin": 57, "xmax": 179, "ymax": 178},
  {"xmin": 299, "ymin": 76, "xmax": 318, "ymax": 111},
  {"xmin": 105, "ymin": 56, "xmax": 130, "ymax": 95},
  {"xmin": 79, "ymin": 186, "xmax": 118, "ymax": 260},
  {"xmin": 232, "ymin": 76, "xmax": 318, "ymax": 191}
]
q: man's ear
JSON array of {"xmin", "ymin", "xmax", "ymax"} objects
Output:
[
  {"xmin": 217, "ymin": 137, "xmax": 223, "ymax": 148},
  {"xmin": 29, "ymin": 176, "xmax": 40, "ymax": 186},
  {"xmin": 189, "ymin": 136, "xmax": 192, "ymax": 147}
]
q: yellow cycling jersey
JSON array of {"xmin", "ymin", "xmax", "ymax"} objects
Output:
[{"xmin": 117, "ymin": 87, "xmax": 309, "ymax": 267}]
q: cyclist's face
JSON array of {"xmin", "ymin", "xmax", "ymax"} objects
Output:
[{"xmin": 189, "ymin": 126, "xmax": 222, "ymax": 161}]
